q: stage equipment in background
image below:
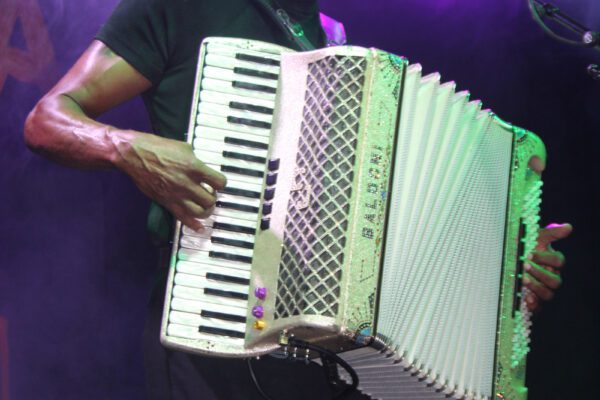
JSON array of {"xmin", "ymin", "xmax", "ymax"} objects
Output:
[
  {"xmin": 528, "ymin": 0, "xmax": 600, "ymax": 80},
  {"xmin": 160, "ymin": 37, "xmax": 546, "ymax": 400}
]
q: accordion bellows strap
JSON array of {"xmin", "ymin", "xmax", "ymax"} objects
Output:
[{"xmin": 160, "ymin": 38, "xmax": 545, "ymax": 400}]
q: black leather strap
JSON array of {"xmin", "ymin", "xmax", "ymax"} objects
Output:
[{"xmin": 252, "ymin": 0, "xmax": 317, "ymax": 51}]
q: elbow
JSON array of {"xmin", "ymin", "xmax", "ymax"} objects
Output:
[{"xmin": 24, "ymin": 97, "xmax": 52, "ymax": 154}]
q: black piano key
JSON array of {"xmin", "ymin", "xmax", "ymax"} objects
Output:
[
  {"xmin": 262, "ymin": 203, "xmax": 273, "ymax": 216},
  {"xmin": 204, "ymin": 287, "xmax": 249, "ymax": 300},
  {"xmin": 268, "ymin": 159, "xmax": 280, "ymax": 171},
  {"xmin": 233, "ymin": 67, "xmax": 278, "ymax": 81},
  {"xmin": 227, "ymin": 115, "xmax": 272, "ymax": 130},
  {"xmin": 266, "ymin": 173, "xmax": 277, "ymax": 186},
  {"xmin": 206, "ymin": 272, "xmax": 251, "ymax": 286},
  {"xmin": 223, "ymin": 151, "xmax": 267, "ymax": 164},
  {"xmin": 209, "ymin": 251, "xmax": 253, "ymax": 264},
  {"xmin": 199, "ymin": 325, "xmax": 246, "ymax": 339},
  {"xmin": 211, "ymin": 236, "xmax": 254, "ymax": 250},
  {"xmin": 232, "ymin": 81, "xmax": 276, "ymax": 95},
  {"xmin": 235, "ymin": 53, "xmax": 280, "ymax": 66},
  {"xmin": 216, "ymin": 201, "xmax": 259, "ymax": 214},
  {"xmin": 221, "ymin": 187, "xmax": 261, "ymax": 199},
  {"xmin": 224, "ymin": 137, "xmax": 269, "ymax": 150},
  {"xmin": 229, "ymin": 101, "xmax": 274, "ymax": 115},
  {"xmin": 201, "ymin": 310, "xmax": 247, "ymax": 324},
  {"xmin": 221, "ymin": 165, "xmax": 264, "ymax": 178},
  {"xmin": 213, "ymin": 222, "xmax": 256, "ymax": 235},
  {"xmin": 261, "ymin": 218, "xmax": 271, "ymax": 231},
  {"xmin": 264, "ymin": 188, "xmax": 275, "ymax": 201}
]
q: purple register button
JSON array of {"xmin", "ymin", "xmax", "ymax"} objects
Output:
[{"xmin": 254, "ymin": 287, "xmax": 267, "ymax": 300}]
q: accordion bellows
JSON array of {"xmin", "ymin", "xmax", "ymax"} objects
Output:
[{"xmin": 160, "ymin": 38, "xmax": 545, "ymax": 400}]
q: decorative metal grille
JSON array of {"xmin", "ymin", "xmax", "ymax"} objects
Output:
[{"xmin": 275, "ymin": 56, "xmax": 367, "ymax": 319}]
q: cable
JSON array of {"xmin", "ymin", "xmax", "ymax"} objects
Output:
[
  {"xmin": 288, "ymin": 338, "xmax": 359, "ymax": 400},
  {"xmin": 247, "ymin": 358, "xmax": 276, "ymax": 400},
  {"xmin": 248, "ymin": 340, "xmax": 360, "ymax": 400}
]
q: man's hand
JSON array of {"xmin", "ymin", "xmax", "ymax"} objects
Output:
[
  {"xmin": 24, "ymin": 40, "xmax": 227, "ymax": 231},
  {"xmin": 523, "ymin": 223, "xmax": 573, "ymax": 312},
  {"xmin": 114, "ymin": 132, "xmax": 227, "ymax": 231}
]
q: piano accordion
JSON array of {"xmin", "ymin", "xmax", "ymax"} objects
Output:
[{"xmin": 160, "ymin": 37, "xmax": 546, "ymax": 400}]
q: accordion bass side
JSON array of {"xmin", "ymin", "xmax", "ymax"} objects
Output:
[{"xmin": 160, "ymin": 38, "xmax": 546, "ymax": 400}]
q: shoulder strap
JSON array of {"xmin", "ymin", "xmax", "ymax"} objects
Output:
[
  {"xmin": 252, "ymin": 0, "xmax": 346, "ymax": 50},
  {"xmin": 252, "ymin": 0, "xmax": 316, "ymax": 51}
]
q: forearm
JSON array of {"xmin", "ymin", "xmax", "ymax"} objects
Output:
[{"xmin": 24, "ymin": 92, "xmax": 144, "ymax": 170}]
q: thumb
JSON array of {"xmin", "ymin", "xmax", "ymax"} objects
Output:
[{"xmin": 535, "ymin": 223, "xmax": 573, "ymax": 250}]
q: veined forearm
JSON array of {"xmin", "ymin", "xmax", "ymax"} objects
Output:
[{"xmin": 24, "ymin": 93, "xmax": 141, "ymax": 169}]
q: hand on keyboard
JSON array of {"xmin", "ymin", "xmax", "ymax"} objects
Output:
[{"xmin": 118, "ymin": 133, "xmax": 227, "ymax": 230}]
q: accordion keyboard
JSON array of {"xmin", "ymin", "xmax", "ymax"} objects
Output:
[{"xmin": 165, "ymin": 42, "xmax": 284, "ymax": 346}]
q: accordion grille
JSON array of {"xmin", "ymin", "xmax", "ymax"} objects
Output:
[{"xmin": 275, "ymin": 56, "xmax": 367, "ymax": 319}]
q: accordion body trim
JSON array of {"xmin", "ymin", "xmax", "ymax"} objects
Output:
[{"xmin": 160, "ymin": 38, "xmax": 546, "ymax": 400}]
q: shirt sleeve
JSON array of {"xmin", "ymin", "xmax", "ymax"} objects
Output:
[{"xmin": 95, "ymin": 0, "xmax": 172, "ymax": 85}]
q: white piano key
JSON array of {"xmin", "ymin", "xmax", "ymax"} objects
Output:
[
  {"xmin": 199, "ymin": 102, "xmax": 273, "ymax": 124},
  {"xmin": 176, "ymin": 260, "xmax": 251, "ymax": 278},
  {"xmin": 204, "ymin": 54, "xmax": 280, "ymax": 75},
  {"xmin": 174, "ymin": 273, "xmax": 249, "ymax": 293},
  {"xmin": 206, "ymin": 42, "xmax": 282, "ymax": 62},
  {"xmin": 200, "ymin": 90, "xmax": 275, "ymax": 110},
  {"xmin": 193, "ymin": 137, "xmax": 268, "ymax": 159},
  {"xmin": 203, "ymin": 66, "xmax": 278, "ymax": 90},
  {"xmin": 179, "ymin": 237, "xmax": 254, "ymax": 257},
  {"xmin": 217, "ymin": 193, "xmax": 261, "ymax": 209},
  {"xmin": 182, "ymin": 215, "xmax": 257, "ymax": 234},
  {"xmin": 182, "ymin": 228, "xmax": 256, "ymax": 245},
  {"xmin": 201, "ymin": 77, "xmax": 276, "ymax": 101},
  {"xmin": 167, "ymin": 323, "xmax": 245, "ymax": 345},
  {"xmin": 171, "ymin": 297, "xmax": 247, "ymax": 316},
  {"xmin": 179, "ymin": 235, "xmax": 254, "ymax": 257},
  {"xmin": 205, "ymin": 53, "xmax": 279, "ymax": 74},
  {"xmin": 196, "ymin": 149, "xmax": 265, "ymax": 169},
  {"xmin": 194, "ymin": 125, "xmax": 271, "ymax": 145},
  {"xmin": 173, "ymin": 285, "xmax": 248, "ymax": 308},
  {"xmin": 197, "ymin": 111, "xmax": 271, "ymax": 136},
  {"xmin": 211, "ymin": 207, "xmax": 260, "ymax": 221},
  {"xmin": 169, "ymin": 310, "xmax": 246, "ymax": 333},
  {"xmin": 178, "ymin": 248, "xmax": 251, "ymax": 271},
  {"xmin": 196, "ymin": 150, "xmax": 266, "ymax": 170},
  {"xmin": 223, "ymin": 179, "xmax": 264, "ymax": 193},
  {"xmin": 204, "ymin": 163, "xmax": 265, "ymax": 187},
  {"xmin": 174, "ymin": 273, "xmax": 249, "ymax": 294}
]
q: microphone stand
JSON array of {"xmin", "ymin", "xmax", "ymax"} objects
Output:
[{"xmin": 528, "ymin": 0, "xmax": 600, "ymax": 80}]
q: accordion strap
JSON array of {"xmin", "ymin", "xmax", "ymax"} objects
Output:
[{"xmin": 252, "ymin": 0, "xmax": 346, "ymax": 50}]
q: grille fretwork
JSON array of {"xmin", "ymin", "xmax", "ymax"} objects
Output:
[{"xmin": 275, "ymin": 56, "xmax": 367, "ymax": 318}]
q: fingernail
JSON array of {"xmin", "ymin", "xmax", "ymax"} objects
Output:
[
  {"xmin": 523, "ymin": 277, "xmax": 530, "ymax": 285},
  {"xmin": 526, "ymin": 253, "xmax": 533, "ymax": 260},
  {"xmin": 524, "ymin": 263, "xmax": 531, "ymax": 271}
]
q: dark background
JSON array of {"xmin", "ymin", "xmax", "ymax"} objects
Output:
[{"xmin": 0, "ymin": 0, "xmax": 597, "ymax": 399}]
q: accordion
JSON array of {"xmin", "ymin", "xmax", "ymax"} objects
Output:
[{"xmin": 160, "ymin": 37, "xmax": 546, "ymax": 400}]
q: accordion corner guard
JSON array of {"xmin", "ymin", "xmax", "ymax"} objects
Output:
[{"xmin": 160, "ymin": 37, "xmax": 547, "ymax": 400}]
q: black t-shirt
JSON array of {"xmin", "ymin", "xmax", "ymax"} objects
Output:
[
  {"xmin": 96, "ymin": 0, "xmax": 325, "ymax": 141},
  {"xmin": 96, "ymin": 0, "xmax": 327, "ymax": 243}
]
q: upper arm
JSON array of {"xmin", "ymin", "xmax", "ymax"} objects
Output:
[{"xmin": 45, "ymin": 40, "xmax": 152, "ymax": 118}]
